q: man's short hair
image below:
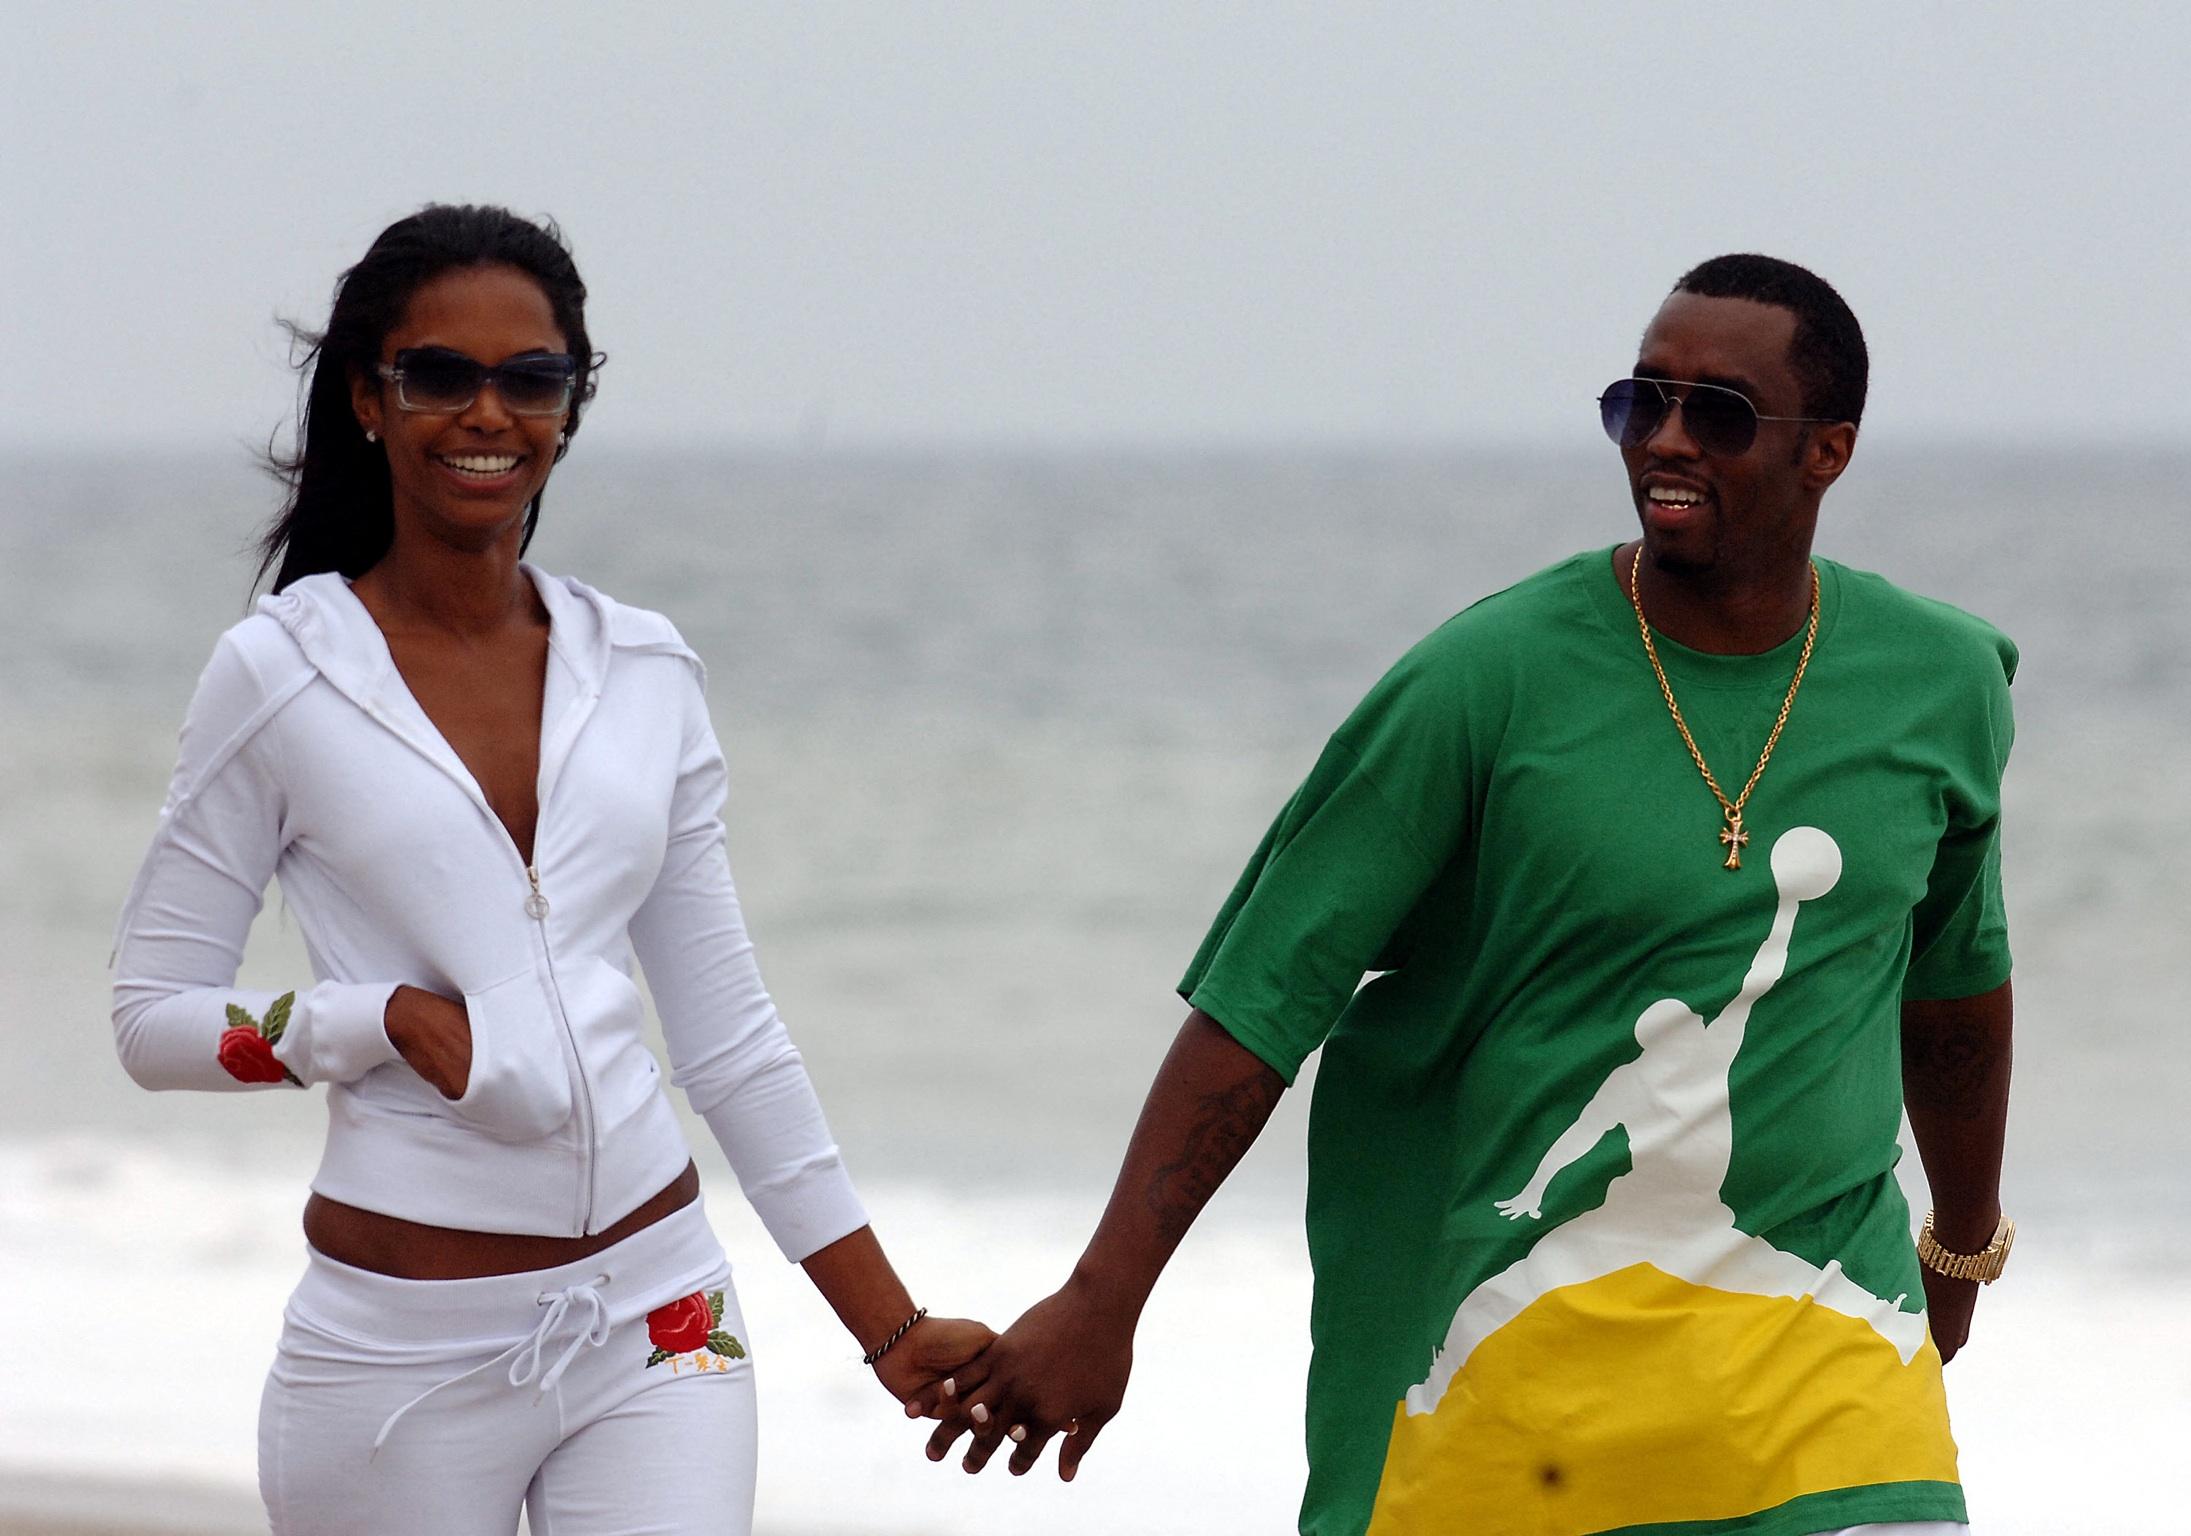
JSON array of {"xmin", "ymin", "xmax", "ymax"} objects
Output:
[{"xmin": 1673, "ymin": 255, "xmax": 1868, "ymax": 430}]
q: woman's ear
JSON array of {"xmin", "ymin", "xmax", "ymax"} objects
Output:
[{"xmin": 349, "ymin": 363, "xmax": 383, "ymax": 443}]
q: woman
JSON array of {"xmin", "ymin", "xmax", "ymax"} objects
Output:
[{"xmin": 111, "ymin": 204, "xmax": 989, "ymax": 1534}]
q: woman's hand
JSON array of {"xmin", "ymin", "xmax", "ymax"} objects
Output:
[
  {"xmin": 384, "ymin": 985, "xmax": 472, "ymax": 1098},
  {"xmin": 874, "ymin": 1315, "xmax": 997, "ymax": 1413},
  {"xmin": 798, "ymin": 1227, "xmax": 995, "ymax": 1418}
]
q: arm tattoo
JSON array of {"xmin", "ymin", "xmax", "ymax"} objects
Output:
[
  {"xmin": 1901, "ymin": 1017, "xmax": 2005, "ymax": 1124},
  {"xmin": 1145, "ymin": 1073, "xmax": 1283, "ymax": 1243}
]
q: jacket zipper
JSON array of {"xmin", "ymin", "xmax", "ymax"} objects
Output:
[
  {"xmin": 344, "ymin": 676, "xmax": 607, "ymax": 1237},
  {"xmin": 525, "ymin": 862, "xmax": 599, "ymax": 1235}
]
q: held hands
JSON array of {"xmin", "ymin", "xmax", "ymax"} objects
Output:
[
  {"xmin": 872, "ymin": 1315, "xmax": 997, "ymax": 1411},
  {"xmin": 913, "ymin": 1277, "xmax": 1136, "ymax": 1482},
  {"xmin": 901, "ymin": 1013, "xmax": 1279, "ymax": 1484},
  {"xmin": 384, "ymin": 985, "xmax": 472, "ymax": 1099}
]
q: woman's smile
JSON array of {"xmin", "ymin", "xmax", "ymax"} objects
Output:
[{"xmin": 354, "ymin": 261, "xmax": 571, "ymax": 544}]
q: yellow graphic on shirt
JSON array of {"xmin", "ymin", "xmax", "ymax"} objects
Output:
[
  {"xmin": 1367, "ymin": 829, "xmax": 1957, "ymax": 1535},
  {"xmin": 1366, "ymin": 1264, "xmax": 1955, "ymax": 1534}
]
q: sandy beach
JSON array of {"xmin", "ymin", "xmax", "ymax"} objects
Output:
[
  {"xmin": 0, "ymin": 1473, "xmax": 259, "ymax": 1536},
  {"xmin": 0, "ymin": 1475, "xmax": 854, "ymax": 1536}
]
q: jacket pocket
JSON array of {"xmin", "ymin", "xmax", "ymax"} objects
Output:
[
  {"xmin": 449, "ymin": 967, "xmax": 575, "ymax": 1142},
  {"xmin": 556, "ymin": 955, "xmax": 658, "ymax": 1128}
]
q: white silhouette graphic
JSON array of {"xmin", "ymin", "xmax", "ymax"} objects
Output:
[{"xmin": 1403, "ymin": 827, "xmax": 1923, "ymax": 1419}]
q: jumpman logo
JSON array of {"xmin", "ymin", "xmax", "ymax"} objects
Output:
[{"xmin": 1402, "ymin": 826, "xmax": 1926, "ymax": 1420}]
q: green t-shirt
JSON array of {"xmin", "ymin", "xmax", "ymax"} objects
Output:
[{"xmin": 1181, "ymin": 548, "xmax": 2015, "ymax": 1536}]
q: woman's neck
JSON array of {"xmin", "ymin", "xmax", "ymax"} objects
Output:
[{"xmin": 355, "ymin": 528, "xmax": 538, "ymax": 639}]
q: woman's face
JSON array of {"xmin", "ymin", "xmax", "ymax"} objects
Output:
[{"xmin": 350, "ymin": 262, "xmax": 572, "ymax": 554}]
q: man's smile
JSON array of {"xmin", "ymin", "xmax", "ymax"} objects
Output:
[{"xmin": 1640, "ymin": 471, "xmax": 1714, "ymax": 530}]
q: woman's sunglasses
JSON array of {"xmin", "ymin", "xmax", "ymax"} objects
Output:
[
  {"xmin": 376, "ymin": 347, "xmax": 579, "ymax": 417},
  {"xmin": 1597, "ymin": 377, "xmax": 1836, "ymax": 458}
]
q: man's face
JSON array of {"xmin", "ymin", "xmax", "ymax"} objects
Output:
[{"xmin": 1623, "ymin": 292, "xmax": 1830, "ymax": 579}]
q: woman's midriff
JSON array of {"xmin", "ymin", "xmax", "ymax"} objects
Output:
[{"xmin": 302, "ymin": 1161, "xmax": 700, "ymax": 1280}]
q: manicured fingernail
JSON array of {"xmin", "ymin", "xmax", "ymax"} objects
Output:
[
  {"xmin": 1009, "ymin": 1424, "xmax": 1027, "ymax": 1442},
  {"xmin": 942, "ymin": 1377, "xmax": 956, "ymax": 1396},
  {"xmin": 970, "ymin": 1403, "xmax": 990, "ymax": 1425}
]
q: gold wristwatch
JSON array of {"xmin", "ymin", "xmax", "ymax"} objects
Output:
[{"xmin": 1916, "ymin": 1209, "xmax": 2016, "ymax": 1283}]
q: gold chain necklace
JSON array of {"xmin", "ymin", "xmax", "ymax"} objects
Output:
[{"xmin": 1627, "ymin": 545, "xmax": 1819, "ymax": 870}]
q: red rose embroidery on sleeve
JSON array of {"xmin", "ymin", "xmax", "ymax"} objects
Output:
[
  {"xmin": 647, "ymin": 1293, "xmax": 713, "ymax": 1355},
  {"xmin": 218, "ymin": 1026, "xmax": 289, "ymax": 1085},
  {"xmin": 218, "ymin": 995, "xmax": 300, "ymax": 1086}
]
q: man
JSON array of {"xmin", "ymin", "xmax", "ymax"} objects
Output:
[{"xmin": 920, "ymin": 255, "xmax": 2017, "ymax": 1536}]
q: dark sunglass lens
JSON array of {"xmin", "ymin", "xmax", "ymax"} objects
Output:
[
  {"xmin": 396, "ymin": 350, "xmax": 484, "ymax": 411},
  {"xmin": 495, "ymin": 357, "xmax": 577, "ymax": 415},
  {"xmin": 1598, "ymin": 379, "xmax": 1664, "ymax": 448},
  {"xmin": 1682, "ymin": 386, "xmax": 1760, "ymax": 456}
]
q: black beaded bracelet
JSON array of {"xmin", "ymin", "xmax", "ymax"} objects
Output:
[{"xmin": 862, "ymin": 1306, "xmax": 928, "ymax": 1365}]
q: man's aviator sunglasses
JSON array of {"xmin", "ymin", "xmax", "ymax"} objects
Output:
[
  {"xmin": 376, "ymin": 347, "xmax": 580, "ymax": 417},
  {"xmin": 1598, "ymin": 377, "xmax": 1837, "ymax": 458}
]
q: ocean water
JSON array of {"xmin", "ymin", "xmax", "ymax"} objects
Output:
[{"xmin": 2, "ymin": 447, "xmax": 2185, "ymax": 1530}]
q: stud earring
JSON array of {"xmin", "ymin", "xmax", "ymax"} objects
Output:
[
  {"xmin": 364, "ymin": 428, "xmax": 378, "ymax": 443},
  {"xmin": 556, "ymin": 431, "xmax": 568, "ymax": 447}
]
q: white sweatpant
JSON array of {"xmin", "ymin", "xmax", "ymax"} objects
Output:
[{"xmin": 258, "ymin": 1200, "xmax": 756, "ymax": 1535}]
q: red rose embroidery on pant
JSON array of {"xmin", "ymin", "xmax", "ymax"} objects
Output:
[
  {"xmin": 218, "ymin": 1026, "xmax": 288, "ymax": 1084},
  {"xmin": 647, "ymin": 1293, "xmax": 713, "ymax": 1355},
  {"xmin": 645, "ymin": 1289, "xmax": 744, "ymax": 1368}
]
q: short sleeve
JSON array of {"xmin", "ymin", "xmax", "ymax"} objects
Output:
[
  {"xmin": 1903, "ymin": 630, "xmax": 2017, "ymax": 1002},
  {"xmin": 1179, "ymin": 620, "xmax": 1492, "ymax": 1082}
]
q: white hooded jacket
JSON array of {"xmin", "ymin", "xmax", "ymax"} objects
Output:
[{"xmin": 112, "ymin": 566, "xmax": 868, "ymax": 1256}]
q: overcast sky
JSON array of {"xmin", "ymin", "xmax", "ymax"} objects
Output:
[{"xmin": 5, "ymin": 2, "xmax": 2184, "ymax": 452}]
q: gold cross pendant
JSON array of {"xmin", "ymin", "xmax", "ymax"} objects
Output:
[{"xmin": 1719, "ymin": 809, "xmax": 1750, "ymax": 870}]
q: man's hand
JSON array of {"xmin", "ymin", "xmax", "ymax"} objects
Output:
[
  {"xmin": 384, "ymin": 985, "xmax": 471, "ymax": 1098},
  {"xmin": 873, "ymin": 1315, "xmax": 996, "ymax": 1410},
  {"xmin": 920, "ymin": 1277, "xmax": 1135, "ymax": 1481},
  {"xmin": 910, "ymin": 1011, "xmax": 1283, "ymax": 1482},
  {"xmin": 1919, "ymin": 1268, "xmax": 1979, "ymax": 1364},
  {"xmin": 1901, "ymin": 980, "xmax": 2012, "ymax": 1368}
]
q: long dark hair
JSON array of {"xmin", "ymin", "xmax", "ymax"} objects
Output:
[{"xmin": 256, "ymin": 204, "xmax": 601, "ymax": 593}]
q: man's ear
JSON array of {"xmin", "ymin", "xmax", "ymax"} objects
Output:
[{"xmin": 1802, "ymin": 421, "xmax": 1857, "ymax": 492}]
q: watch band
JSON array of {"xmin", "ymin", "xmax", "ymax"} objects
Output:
[{"xmin": 1916, "ymin": 1208, "xmax": 2015, "ymax": 1283}]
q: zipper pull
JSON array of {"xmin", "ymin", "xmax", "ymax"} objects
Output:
[{"xmin": 524, "ymin": 865, "xmax": 550, "ymax": 920}]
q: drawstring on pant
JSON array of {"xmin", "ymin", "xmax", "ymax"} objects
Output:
[
  {"xmin": 509, "ymin": 1278, "xmax": 614, "ymax": 1399},
  {"xmin": 369, "ymin": 1273, "xmax": 614, "ymax": 1459}
]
